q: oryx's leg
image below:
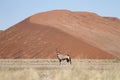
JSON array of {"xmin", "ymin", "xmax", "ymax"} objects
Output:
[
  {"xmin": 66, "ymin": 58, "xmax": 71, "ymax": 64},
  {"xmin": 59, "ymin": 59, "xmax": 62, "ymax": 65},
  {"xmin": 69, "ymin": 58, "xmax": 72, "ymax": 64}
]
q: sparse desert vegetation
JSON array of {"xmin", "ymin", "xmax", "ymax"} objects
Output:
[{"xmin": 0, "ymin": 59, "xmax": 120, "ymax": 80}]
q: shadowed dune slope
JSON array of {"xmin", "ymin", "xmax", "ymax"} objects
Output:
[{"xmin": 0, "ymin": 10, "xmax": 120, "ymax": 59}]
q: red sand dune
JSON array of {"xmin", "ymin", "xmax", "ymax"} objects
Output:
[
  {"xmin": 0, "ymin": 10, "xmax": 120, "ymax": 59},
  {"xmin": 0, "ymin": 30, "xmax": 3, "ymax": 34}
]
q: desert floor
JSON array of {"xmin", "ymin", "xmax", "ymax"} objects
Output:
[{"xmin": 0, "ymin": 59, "xmax": 120, "ymax": 80}]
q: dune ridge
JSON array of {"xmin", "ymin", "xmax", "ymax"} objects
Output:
[{"xmin": 0, "ymin": 10, "xmax": 120, "ymax": 59}]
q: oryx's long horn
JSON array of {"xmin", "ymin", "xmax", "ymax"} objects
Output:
[
  {"xmin": 58, "ymin": 48, "xmax": 60, "ymax": 52},
  {"xmin": 56, "ymin": 48, "xmax": 58, "ymax": 51}
]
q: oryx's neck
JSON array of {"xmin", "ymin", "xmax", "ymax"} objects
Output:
[{"xmin": 57, "ymin": 52, "xmax": 61, "ymax": 55}]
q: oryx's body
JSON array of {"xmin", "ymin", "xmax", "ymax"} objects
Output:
[{"xmin": 56, "ymin": 50, "xmax": 71, "ymax": 64}]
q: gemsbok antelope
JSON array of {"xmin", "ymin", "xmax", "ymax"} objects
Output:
[{"xmin": 56, "ymin": 49, "xmax": 71, "ymax": 64}]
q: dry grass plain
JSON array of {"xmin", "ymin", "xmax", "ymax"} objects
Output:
[{"xmin": 0, "ymin": 59, "xmax": 120, "ymax": 80}]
